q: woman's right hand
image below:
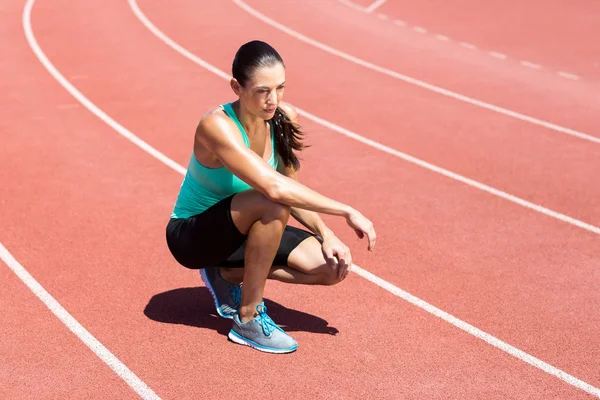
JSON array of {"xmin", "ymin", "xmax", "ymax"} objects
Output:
[{"xmin": 345, "ymin": 210, "xmax": 376, "ymax": 251}]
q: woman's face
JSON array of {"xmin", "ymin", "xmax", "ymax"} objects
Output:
[{"xmin": 236, "ymin": 62, "xmax": 286, "ymax": 120}]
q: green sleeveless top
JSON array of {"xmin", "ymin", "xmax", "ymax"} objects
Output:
[{"xmin": 170, "ymin": 103, "xmax": 279, "ymax": 219}]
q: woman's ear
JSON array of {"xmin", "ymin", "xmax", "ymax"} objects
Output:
[{"xmin": 230, "ymin": 78, "xmax": 242, "ymax": 96}]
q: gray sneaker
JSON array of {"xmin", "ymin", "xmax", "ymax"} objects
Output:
[
  {"xmin": 228, "ymin": 303, "xmax": 298, "ymax": 354},
  {"xmin": 200, "ymin": 267, "xmax": 241, "ymax": 319}
]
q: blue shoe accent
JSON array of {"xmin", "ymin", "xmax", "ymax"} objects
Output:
[
  {"xmin": 255, "ymin": 303, "xmax": 283, "ymax": 336},
  {"xmin": 230, "ymin": 284, "xmax": 241, "ymax": 308}
]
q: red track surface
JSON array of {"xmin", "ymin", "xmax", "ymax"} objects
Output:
[{"xmin": 1, "ymin": 0, "xmax": 599, "ymax": 398}]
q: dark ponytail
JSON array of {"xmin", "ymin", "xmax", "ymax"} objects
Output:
[
  {"xmin": 232, "ymin": 40, "xmax": 307, "ymax": 170},
  {"xmin": 271, "ymin": 107, "xmax": 306, "ymax": 171}
]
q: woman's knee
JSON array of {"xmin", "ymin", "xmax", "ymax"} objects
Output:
[
  {"xmin": 319, "ymin": 265, "xmax": 344, "ymax": 286},
  {"xmin": 263, "ymin": 199, "xmax": 291, "ymax": 222},
  {"xmin": 230, "ymin": 190, "xmax": 290, "ymax": 234},
  {"xmin": 287, "ymin": 237, "xmax": 344, "ymax": 285}
]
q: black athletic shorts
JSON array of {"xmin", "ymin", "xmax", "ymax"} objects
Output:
[{"xmin": 166, "ymin": 194, "xmax": 320, "ymax": 269}]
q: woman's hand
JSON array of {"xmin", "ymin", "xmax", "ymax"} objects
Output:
[
  {"xmin": 345, "ymin": 210, "xmax": 376, "ymax": 251},
  {"xmin": 321, "ymin": 235, "xmax": 353, "ymax": 280}
]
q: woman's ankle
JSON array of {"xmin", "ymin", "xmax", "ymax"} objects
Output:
[{"xmin": 238, "ymin": 305, "xmax": 259, "ymax": 323}]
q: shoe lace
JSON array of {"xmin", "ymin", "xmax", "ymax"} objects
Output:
[
  {"xmin": 256, "ymin": 304, "xmax": 279, "ymax": 336},
  {"xmin": 229, "ymin": 284, "xmax": 242, "ymax": 307}
]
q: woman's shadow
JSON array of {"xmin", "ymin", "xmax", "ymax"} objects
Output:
[{"xmin": 144, "ymin": 287, "xmax": 339, "ymax": 336}]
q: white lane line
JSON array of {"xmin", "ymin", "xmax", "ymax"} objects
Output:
[
  {"xmin": 376, "ymin": 13, "xmax": 388, "ymax": 20},
  {"xmin": 252, "ymin": 0, "xmax": 600, "ymax": 145},
  {"xmin": 365, "ymin": 0, "xmax": 387, "ymax": 13},
  {"xmin": 337, "ymin": 0, "xmax": 367, "ymax": 13},
  {"xmin": 557, "ymin": 71, "xmax": 581, "ymax": 81},
  {"xmin": 521, "ymin": 61, "xmax": 542, "ymax": 70},
  {"xmin": 0, "ymin": 243, "xmax": 161, "ymax": 400},
  {"xmin": 460, "ymin": 41, "xmax": 477, "ymax": 50},
  {"xmin": 352, "ymin": 265, "xmax": 600, "ymax": 398},
  {"xmin": 296, "ymin": 111, "xmax": 600, "ymax": 236},
  {"xmin": 435, "ymin": 34, "xmax": 450, "ymax": 41},
  {"xmin": 24, "ymin": 0, "xmax": 600, "ymax": 396},
  {"xmin": 394, "ymin": 19, "xmax": 406, "ymax": 26},
  {"xmin": 338, "ymin": 0, "xmax": 585, "ymax": 84},
  {"xmin": 22, "ymin": 1, "xmax": 164, "ymax": 398},
  {"xmin": 489, "ymin": 51, "xmax": 507, "ymax": 60},
  {"xmin": 23, "ymin": 0, "xmax": 186, "ymax": 176}
]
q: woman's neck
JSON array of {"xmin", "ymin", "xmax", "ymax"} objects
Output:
[{"xmin": 232, "ymin": 100, "xmax": 267, "ymax": 137}]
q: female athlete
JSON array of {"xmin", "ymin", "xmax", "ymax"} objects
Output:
[{"xmin": 166, "ymin": 40, "xmax": 376, "ymax": 354}]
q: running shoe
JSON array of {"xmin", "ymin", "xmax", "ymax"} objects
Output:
[
  {"xmin": 228, "ymin": 302, "xmax": 298, "ymax": 354},
  {"xmin": 200, "ymin": 267, "xmax": 241, "ymax": 319}
]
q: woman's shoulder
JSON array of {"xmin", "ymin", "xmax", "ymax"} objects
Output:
[
  {"xmin": 199, "ymin": 105, "xmax": 229, "ymax": 124},
  {"xmin": 193, "ymin": 105, "xmax": 241, "ymax": 162},
  {"xmin": 196, "ymin": 105, "xmax": 235, "ymax": 138},
  {"xmin": 278, "ymin": 102, "xmax": 298, "ymax": 121}
]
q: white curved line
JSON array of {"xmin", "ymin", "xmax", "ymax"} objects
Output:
[
  {"xmin": 0, "ymin": 242, "xmax": 161, "ymax": 400},
  {"xmin": 23, "ymin": 0, "xmax": 185, "ymax": 176},
  {"xmin": 21, "ymin": 1, "xmax": 163, "ymax": 398},
  {"xmin": 365, "ymin": 0, "xmax": 388, "ymax": 13}
]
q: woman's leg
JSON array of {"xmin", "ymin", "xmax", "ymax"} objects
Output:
[
  {"xmin": 228, "ymin": 189, "xmax": 291, "ymax": 323},
  {"xmin": 220, "ymin": 236, "xmax": 344, "ymax": 286},
  {"xmin": 281, "ymin": 236, "xmax": 346, "ymax": 285},
  {"xmin": 218, "ymin": 190, "xmax": 302, "ymax": 353}
]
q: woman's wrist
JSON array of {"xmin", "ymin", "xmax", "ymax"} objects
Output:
[
  {"xmin": 320, "ymin": 226, "xmax": 335, "ymax": 241},
  {"xmin": 342, "ymin": 205, "xmax": 356, "ymax": 219}
]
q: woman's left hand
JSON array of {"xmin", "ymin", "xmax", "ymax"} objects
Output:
[{"xmin": 321, "ymin": 235, "xmax": 353, "ymax": 280}]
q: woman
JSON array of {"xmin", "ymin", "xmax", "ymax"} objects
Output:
[{"xmin": 166, "ymin": 40, "xmax": 376, "ymax": 354}]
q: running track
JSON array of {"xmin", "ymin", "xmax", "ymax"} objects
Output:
[{"xmin": 1, "ymin": 0, "xmax": 599, "ymax": 398}]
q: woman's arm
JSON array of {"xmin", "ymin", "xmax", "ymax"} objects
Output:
[
  {"xmin": 279, "ymin": 160, "xmax": 354, "ymax": 278},
  {"xmin": 276, "ymin": 161, "xmax": 333, "ymax": 239},
  {"xmin": 291, "ymin": 208, "xmax": 335, "ymax": 240},
  {"xmin": 197, "ymin": 113, "xmax": 352, "ymax": 217}
]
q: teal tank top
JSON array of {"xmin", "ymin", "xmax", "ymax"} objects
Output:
[{"xmin": 170, "ymin": 103, "xmax": 279, "ymax": 219}]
